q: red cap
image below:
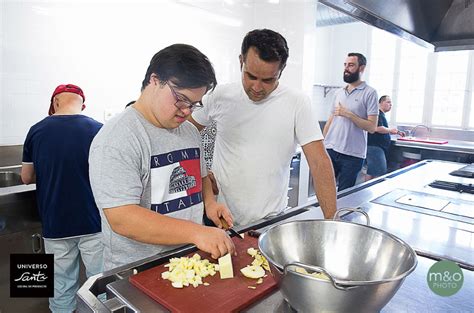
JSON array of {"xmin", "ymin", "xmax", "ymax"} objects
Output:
[{"xmin": 49, "ymin": 84, "xmax": 85, "ymax": 115}]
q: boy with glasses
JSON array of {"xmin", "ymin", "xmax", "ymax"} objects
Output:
[
  {"xmin": 189, "ymin": 29, "xmax": 337, "ymax": 226},
  {"xmin": 89, "ymin": 44, "xmax": 235, "ymax": 271}
]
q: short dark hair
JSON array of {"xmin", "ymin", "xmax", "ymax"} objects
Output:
[
  {"xmin": 379, "ymin": 95, "xmax": 389, "ymax": 103},
  {"xmin": 241, "ymin": 29, "xmax": 289, "ymax": 70},
  {"xmin": 348, "ymin": 52, "xmax": 367, "ymax": 66},
  {"xmin": 141, "ymin": 44, "xmax": 217, "ymax": 92}
]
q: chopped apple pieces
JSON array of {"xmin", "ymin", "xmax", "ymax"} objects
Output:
[
  {"xmin": 247, "ymin": 248, "xmax": 258, "ymax": 257},
  {"xmin": 246, "ymin": 248, "xmax": 270, "ymax": 272},
  {"xmin": 218, "ymin": 253, "xmax": 234, "ymax": 279},
  {"xmin": 240, "ymin": 247, "xmax": 271, "ymax": 281},
  {"xmin": 161, "ymin": 246, "xmax": 273, "ymax": 289},
  {"xmin": 240, "ymin": 265, "xmax": 265, "ymax": 279},
  {"xmin": 161, "ymin": 253, "xmax": 219, "ymax": 288},
  {"xmin": 294, "ymin": 266, "xmax": 329, "ymax": 281}
]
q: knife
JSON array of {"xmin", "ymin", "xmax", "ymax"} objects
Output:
[{"xmin": 220, "ymin": 217, "xmax": 244, "ymax": 240}]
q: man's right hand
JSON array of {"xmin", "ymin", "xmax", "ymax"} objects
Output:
[
  {"xmin": 193, "ymin": 226, "xmax": 236, "ymax": 259},
  {"xmin": 334, "ymin": 102, "xmax": 350, "ymax": 118}
]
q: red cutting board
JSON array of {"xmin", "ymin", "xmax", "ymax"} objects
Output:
[
  {"xmin": 397, "ymin": 137, "xmax": 448, "ymax": 144},
  {"xmin": 129, "ymin": 235, "xmax": 278, "ymax": 313}
]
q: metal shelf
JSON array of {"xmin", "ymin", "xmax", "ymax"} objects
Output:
[{"xmin": 314, "ymin": 84, "xmax": 342, "ymax": 97}]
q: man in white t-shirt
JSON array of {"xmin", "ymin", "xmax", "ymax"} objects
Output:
[{"xmin": 190, "ymin": 29, "xmax": 337, "ymax": 226}]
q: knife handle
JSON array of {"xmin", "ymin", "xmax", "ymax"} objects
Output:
[{"xmin": 219, "ymin": 217, "xmax": 230, "ymax": 230}]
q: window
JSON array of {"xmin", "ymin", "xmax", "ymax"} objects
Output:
[
  {"xmin": 368, "ymin": 28, "xmax": 397, "ymax": 122},
  {"xmin": 432, "ymin": 51, "xmax": 469, "ymax": 127},
  {"xmin": 470, "ymin": 90, "xmax": 474, "ymax": 128},
  {"xmin": 396, "ymin": 41, "xmax": 429, "ymax": 124}
]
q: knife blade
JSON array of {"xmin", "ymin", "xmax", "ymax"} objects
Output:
[{"xmin": 220, "ymin": 217, "xmax": 244, "ymax": 240}]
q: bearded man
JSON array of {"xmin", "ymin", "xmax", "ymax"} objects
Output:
[{"xmin": 323, "ymin": 52, "xmax": 379, "ymax": 191}]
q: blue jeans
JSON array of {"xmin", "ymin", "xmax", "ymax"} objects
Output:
[
  {"xmin": 326, "ymin": 149, "xmax": 364, "ymax": 191},
  {"xmin": 366, "ymin": 146, "xmax": 387, "ymax": 176},
  {"xmin": 43, "ymin": 233, "xmax": 103, "ymax": 313}
]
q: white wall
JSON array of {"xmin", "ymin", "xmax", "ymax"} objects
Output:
[
  {"xmin": 312, "ymin": 22, "xmax": 371, "ymax": 121},
  {"xmin": 0, "ymin": 0, "xmax": 317, "ymax": 145},
  {"xmin": 245, "ymin": 0, "xmax": 317, "ymax": 94}
]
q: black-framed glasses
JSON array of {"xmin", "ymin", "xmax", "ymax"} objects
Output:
[{"xmin": 167, "ymin": 82, "xmax": 203, "ymax": 111}]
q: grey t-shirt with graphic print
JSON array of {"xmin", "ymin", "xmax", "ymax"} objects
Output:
[{"xmin": 89, "ymin": 107, "xmax": 207, "ymax": 271}]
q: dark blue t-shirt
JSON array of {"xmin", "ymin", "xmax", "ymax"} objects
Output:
[
  {"xmin": 23, "ymin": 115, "xmax": 102, "ymax": 238},
  {"xmin": 367, "ymin": 110, "xmax": 391, "ymax": 154}
]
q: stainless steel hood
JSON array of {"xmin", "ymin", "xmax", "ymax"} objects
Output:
[{"xmin": 319, "ymin": 0, "xmax": 474, "ymax": 52}]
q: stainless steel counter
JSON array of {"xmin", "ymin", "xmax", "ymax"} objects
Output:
[
  {"xmin": 392, "ymin": 137, "xmax": 474, "ymax": 154},
  {"xmin": 96, "ymin": 256, "xmax": 474, "ymax": 313},
  {"xmin": 336, "ymin": 160, "xmax": 473, "ymax": 268},
  {"xmin": 0, "ymin": 165, "xmax": 36, "ymax": 196},
  {"xmin": 243, "ymin": 256, "xmax": 474, "ymax": 313},
  {"xmin": 77, "ymin": 160, "xmax": 474, "ymax": 313},
  {"xmin": 0, "ymin": 183, "xmax": 36, "ymax": 196}
]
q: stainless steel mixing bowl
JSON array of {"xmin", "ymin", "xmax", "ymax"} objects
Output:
[{"xmin": 258, "ymin": 218, "xmax": 417, "ymax": 313}]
